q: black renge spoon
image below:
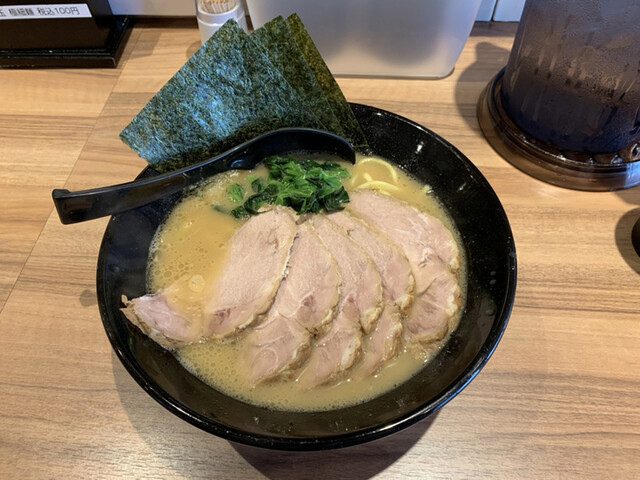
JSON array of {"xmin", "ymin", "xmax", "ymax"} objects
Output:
[{"xmin": 52, "ymin": 128, "xmax": 355, "ymax": 224}]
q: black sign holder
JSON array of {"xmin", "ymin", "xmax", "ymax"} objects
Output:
[{"xmin": 0, "ymin": 1, "xmax": 131, "ymax": 68}]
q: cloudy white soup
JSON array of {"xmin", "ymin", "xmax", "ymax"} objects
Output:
[{"xmin": 122, "ymin": 154, "xmax": 466, "ymax": 412}]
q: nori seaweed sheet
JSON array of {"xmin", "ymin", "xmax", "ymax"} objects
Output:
[
  {"xmin": 119, "ymin": 20, "xmax": 322, "ymax": 173},
  {"xmin": 286, "ymin": 13, "xmax": 370, "ymax": 154},
  {"xmin": 250, "ymin": 16, "xmax": 346, "ymax": 138}
]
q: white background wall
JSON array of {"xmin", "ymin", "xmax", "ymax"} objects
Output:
[{"xmin": 107, "ymin": 0, "xmax": 526, "ymax": 21}]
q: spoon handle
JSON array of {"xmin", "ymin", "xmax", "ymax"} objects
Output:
[
  {"xmin": 52, "ymin": 128, "xmax": 355, "ymax": 224},
  {"xmin": 52, "ymin": 173, "xmax": 193, "ymax": 225}
]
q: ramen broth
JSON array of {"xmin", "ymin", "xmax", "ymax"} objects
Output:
[{"xmin": 147, "ymin": 155, "xmax": 466, "ymax": 412}]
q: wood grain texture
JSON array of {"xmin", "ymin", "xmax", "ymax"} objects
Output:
[{"xmin": 1, "ymin": 20, "xmax": 639, "ymax": 479}]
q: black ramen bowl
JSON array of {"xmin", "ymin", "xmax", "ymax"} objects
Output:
[{"xmin": 97, "ymin": 103, "xmax": 517, "ymax": 450}]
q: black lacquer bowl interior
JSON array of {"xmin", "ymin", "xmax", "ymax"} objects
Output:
[{"xmin": 97, "ymin": 103, "xmax": 517, "ymax": 451}]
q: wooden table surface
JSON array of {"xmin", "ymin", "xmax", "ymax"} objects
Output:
[{"xmin": 1, "ymin": 19, "xmax": 639, "ymax": 479}]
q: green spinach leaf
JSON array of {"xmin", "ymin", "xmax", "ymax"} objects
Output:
[{"xmin": 229, "ymin": 155, "xmax": 350, "ymax": 217}]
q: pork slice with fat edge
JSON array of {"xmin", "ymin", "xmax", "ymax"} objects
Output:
[
  {"xmin": 296, "ymin": 214, "xmax": 383, "ymax": 388},
  {"xmin": 243, "ymin": 221, "xmax": 341, "ymax": 385},
  {"xmin": 347, "ymin": 189, "xmax": 461, "ymax": 348},
  {"xmin": 202, "ymin": 206, "xmax": 298, "ymax": 340},
  {"xmin": 328, "ymin": 210, "xmax": 413, "ymax": 375}
]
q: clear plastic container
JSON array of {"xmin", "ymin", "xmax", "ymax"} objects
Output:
[{"xmin": 245, "ymin": 0, "xmax": 482, "ymax": 78}]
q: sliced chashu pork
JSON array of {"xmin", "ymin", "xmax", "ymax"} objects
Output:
[
  {"xmin": 347, "ymin": 189, "xmax": 462, "ymax": 347},
  {"xmin": 121, "ymin": 282, "xmax": 201, "ymax": 349},
  {"xmin": 404, "ymin": 262, "xmax": 461, "ymax": 343},
  {"xmin": 243, "ymin": 222, "xmax": 341, "ymax": 385},
  {"xmin": 329, "ymin": 210, "xmax": 414, "ymax": 311},
  {"xmin": 328, "ymin": 210, "xmax": 413, "ymax": 376},
  {"xmin": 203, "ymin": 206, "xmax": 298, "ymax": 339},
  {"xmin": 296, "ymin": 214, "xmax": 383, "ymax": 388},
  {"xmin": 122, "ymin": 206, "xmax": 298, "ymax": 348},
  {"xmin": 311, "ymin": 214, "xmax": 383, "ymax": 335}
]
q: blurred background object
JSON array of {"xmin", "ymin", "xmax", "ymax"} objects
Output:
[
  {"xmin": 478, "ymin": 0, "xmax": 640, "ymax": 191},
  {"xmin": 195, "ymin": 0, "xmax": 248, "ymax": 44},
  {"xmin": 0, "ymin": 0, "xmax": 130, "ymax": 67},
  {"xmin": 244, "ymin": 0, "xmax": 483, "ymax": 78},
  {"xmin": 102, "ymin": 0, "xmax": 523, "ymax": 21}
]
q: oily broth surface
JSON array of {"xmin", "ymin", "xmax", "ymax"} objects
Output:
[
  {"xmin": 147, "ymin": 167, "xmax": 267, "ymax": 321},
  {"xmin": 147, "ymin": 155, "xmax": 466, "ymax": 412}
]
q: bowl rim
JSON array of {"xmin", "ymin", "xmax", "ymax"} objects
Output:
[{"xmin": 97, "ymin": 103, "xmax": 517, "ymax": 450}]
